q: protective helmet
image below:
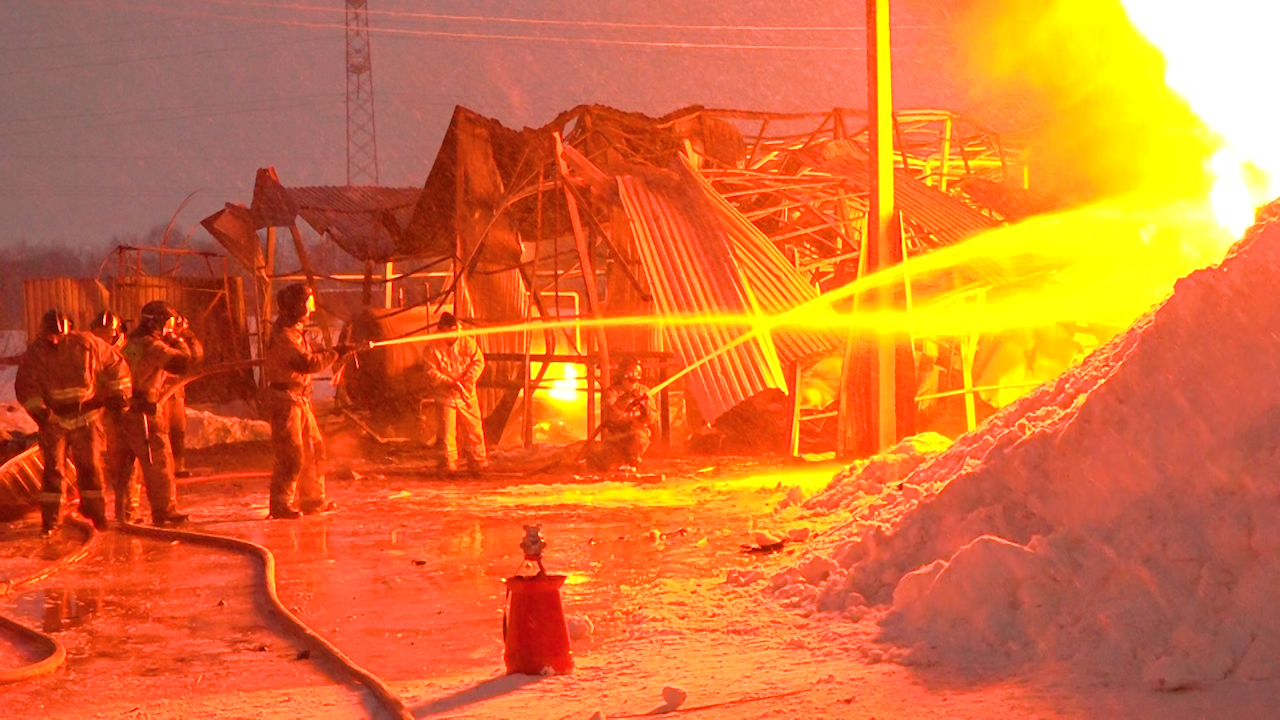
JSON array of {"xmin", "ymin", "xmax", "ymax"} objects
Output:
[
  {"xmin": 39, "ymin": 308, "xmax": 72, "ymax": 339},
  {"xmin": 90, "ymin": 310, "xmax": 123, "ymax": 334},
  {"xmin": 276, "ymin": 283, "xmax": 316, "ymax": 324},
  {"xmin": 138, "ymin": 300, "xmax": 180, "ymax": 335},
  {"xmin": 614, "ymin": 356, "xmax": 643, "ymax": 384}
]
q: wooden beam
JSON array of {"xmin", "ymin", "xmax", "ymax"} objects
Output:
[{"xmin": 554, "ymin": 131, "xmax": 611, "ymax": 391}]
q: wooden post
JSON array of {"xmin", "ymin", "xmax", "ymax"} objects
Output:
[
  {"xmin": 362, "ymin": 259, "xmax": 374, "ymax": 306},
  {"xmin": 585, "ymin": 354, "xmax": 596, "ymax": 441},
  {"xmin": 940, "ymin": 115, "xmax": 953, "ymax": 193},
  {"xmin": 286, "ymin": 221, "xmax": 332, "ymax": 348},
  {"xmin": 522, "ymin": 297, "xmax": 534, "ymax": 452},
  {"xmin": 788, "ymin": 361, "xmax": 803, "ymax": 458},
  {"xmin": 961, "ymin": 332, "xmax": 978, "ymax": 433},
  {"xmin": 384, "ymin": 261, "xmax": 395, "ymax": 308},
  {"xmin": 658, "ymin": 356, "xmax": 671, "ymax": 452}
]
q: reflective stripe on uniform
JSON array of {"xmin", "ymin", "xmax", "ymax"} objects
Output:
[
  {"xmin": 54, "ymin": 407, "xmax": 105, "ymax": 430},
  {"xmin": 105, "ymin": 377, "xmax": 132, "ymax": 392},
  {"xmin": 48, "ymin": 386, "xmax": 91, "ymax": 402},
  {"xmin": 40, "ymin": 491, "xmax": 63, "ymax": 503}
]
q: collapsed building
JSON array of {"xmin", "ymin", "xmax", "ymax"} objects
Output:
[{"xmin": 200, "ymin": 104, "xmax": 1049, "ymax": 454}]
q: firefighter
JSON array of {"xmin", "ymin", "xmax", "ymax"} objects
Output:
[
  {"xmin": 89, "ymin": 311, "xmax": 125, "ymax": 349},
  {"xmin": 421, "ymin": 311, "xmax": 488, "ymax": 475},
  {"xmin": 15, "ymin": 309, "xmax": 132, "ymax": 535},
  {"xmin": 263, "ymin": 284, "xmax": 361, "ymax": 519},
  {"xmin": 90, "ymin": 311, "xmax": 141, "ymax": 523},
  {"xmin": 166, "ymin": 316, "xmax": 193, "ymax": 478},
  {"xmin": 116, "ymin": 301, "xmax": 202, "ymax": 526},
  {"xmin": 599, "ymin": 358, "xmax": 653, "ymax": 472}
]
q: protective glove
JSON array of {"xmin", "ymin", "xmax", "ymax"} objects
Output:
[{"xmin": 335, "ymin": 340, "xmax": 372, "ymax": 357}]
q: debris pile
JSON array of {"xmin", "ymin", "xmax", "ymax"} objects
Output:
[
  {"xmin": 183, "ymin": 408, "xmax": 271, "ymax": 450},
  {"xmin": 776, "ymin": 220, "xmax": 1280, "ymax": 689}
]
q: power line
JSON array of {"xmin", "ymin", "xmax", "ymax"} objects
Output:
[
  {"xmin": 196, "ymin": 0, "xmax": 949, "ymax": 33},
  {"xmin": 0, "ymin": 92, "xmax": 339, "ymax": 127},
  {"xmin": 0, "ymin": 26, "xmax": 249, "ymax": 54},
  {"xmin": 0, "ymin": 96, "xmax": 342, "ymax": 138},
  {"xmin": 0, "ymin": 34, "xmax": 334, "ymax": 78},
  {"xmin": 111, "ymin": 3, "xmax": 880, "ymax": 51}
]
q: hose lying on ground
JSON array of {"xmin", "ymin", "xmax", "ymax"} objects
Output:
[
  {"xmin": 118, "ymin": 522, "xmax": 414, "ymax": 720},
  {"xmin": 0, "ymin": 516, "xmax": 98, "ymax": 684}
]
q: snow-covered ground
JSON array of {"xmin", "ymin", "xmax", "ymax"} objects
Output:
[{"xmin": 759, "ymin": 219, "xmax": 1280, "ymax": 698}]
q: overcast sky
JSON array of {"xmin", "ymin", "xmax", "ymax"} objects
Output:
[{"xmin": 0, "ymin": 0, "xmax": 989, "ymax": 249}]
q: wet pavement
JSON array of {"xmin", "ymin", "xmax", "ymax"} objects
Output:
[{"xmin": 0, "ymin": 446, "xmax": 840, "ymax": 718}]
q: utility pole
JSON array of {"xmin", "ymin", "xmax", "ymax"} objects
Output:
[
  {"xmin": 345, "ymin": 0, "xmax": 379, "ymax": 186},
  {"xmin": 867, "ymin": 0, "xmax": 896, "ymax": 451},
  {"xmin": 837, "ymin": 0, "xmax": 897, "ymax": 458}
]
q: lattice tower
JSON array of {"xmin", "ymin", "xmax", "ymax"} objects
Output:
[{"xmin": 345, "ymin": 0, "xmax": 379, "ymax": 185}]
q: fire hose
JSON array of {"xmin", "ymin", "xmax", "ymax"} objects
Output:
[
  {"xmin": 0, "ymin": 516, "xmax": 99, "ymax": 684},
  {"xmin": 1, "ymin": 363, "xmax": 413, "ymax": 715},
  {"xmin": 116, "ymin": 522, "xmax": 413, "ymax": 720}
]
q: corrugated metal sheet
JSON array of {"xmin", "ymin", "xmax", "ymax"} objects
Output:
[
  {"xmin": 112, "ymin": 275, "xmax": 254, "ymax": 403},
  {"xmin": 811, "ymin": 141, "xmax": 998, "ymax": 247},
  {"xmin": 458, "ymin": 267, "xmax": 530, "ymax": 415},
  {"xmin": 684, "ymin": 159, "xmax": 844, "ymax": 366},
  {"xmin": 618, "ymin": 171, "xmax": 788, "ymax": 421},
  {"xmin": 282, "ymin": 185, "xmax": 420, "ymax": 263},
  {"xmin": 0, "ymin": 445, "xmax": 41, "ymax": 519},
  {"xmin": 23, "ymin": 278, "xmax": 110, "ymax": 339}
]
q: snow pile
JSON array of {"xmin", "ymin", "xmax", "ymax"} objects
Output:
[
  {"xmin": 802, "ymin": 432, "xmax": 952, "ymax": 514},
  {"xmin": 761, "ymin": 434, "xmax": 952, "ymax": 617},
  {"xmin": 776, "ymin": 221, "xmax": 1280, "ymax": 688},
  {"xmin": 183, "ymin": 407, "xmax": 271, "ymax": 449}
]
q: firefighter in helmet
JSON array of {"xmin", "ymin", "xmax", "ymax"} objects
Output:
[
  {"xmin": 89, "ymin": 310, "xmax": 126, "ymax": 349},
  {"xmin": 421, "ymin": 311, "xmax": 488, "ymax": 475},
  {"xmin": 165, "ymin": 315, "xmax": 194, "ymax": 478},
  {"xmin": 598, "ymin": 357, "xmax": 653, "ymax": 472},
  {"xmin": 115, "ymin": 301, "xmax": 202, "ymax": 526},
  {"xmin": 263, "ymin": 284, "xmax": 362, "ymax": 518},
  {"xmin": 15, "ymin": 309, "xmax": 132, "ymax": 535},
  {"xmin": 90, "ymin": 310, "xmax": 141, "ymax": 523}
]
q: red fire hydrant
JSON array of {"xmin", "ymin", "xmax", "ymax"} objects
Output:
[{"xmin": 503, "ymin": 524, "xmax": 574, "ymax": 675}]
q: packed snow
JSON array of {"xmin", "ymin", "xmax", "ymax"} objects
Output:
[{"xmin": 766, "ymin": 219, "xmax": 1280, "ymax": 690}]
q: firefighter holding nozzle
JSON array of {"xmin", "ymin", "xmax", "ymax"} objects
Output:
[
  {"xmin": 598, "ymin": 357, "xmax": 653, "ymax": 473},
  {"xmin": 116, "ymin": 301, "xmax": 202, "ymax": 526},
  {"xmin": 263, "ymin": 283, "xmax": 367, "ymax": 518}
]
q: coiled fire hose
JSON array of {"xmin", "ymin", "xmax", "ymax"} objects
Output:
[
  {"xmin": 0, "ymin": 515, "xmax": 98, "ymax": 684},
  {"xmin": 1, "ymin": 360, "xmax": 413, "ymax": 717},
  {"xmin": 116, "ymin": 522, "xmax": 413, "ymax": 720}
]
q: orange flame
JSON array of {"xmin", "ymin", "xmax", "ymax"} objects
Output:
[{"xmin": 1121, "ymin": 2, "xmax": 1278, "ymax": 235}]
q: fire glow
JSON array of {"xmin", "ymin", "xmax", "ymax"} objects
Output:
[{"xmin": 1120, "ymin": 1, "xmax": 1280, "ymax": 237}]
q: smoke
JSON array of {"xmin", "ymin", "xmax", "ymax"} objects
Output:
[{"xmin": 953, "ymin": 0, "xmax": 1215, "ymax": 205}]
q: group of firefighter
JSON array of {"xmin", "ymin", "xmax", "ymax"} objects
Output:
[
  {"xmin": 418, "ymin": 311, "xmax": 655, "ymax": 475},
  {"xmin": 17, "ymin": 300, "xmax": 201, "ymax": 535},
  {"xmin": 14, "ymin": 280, "xmax": 655, "ymax": 536}
]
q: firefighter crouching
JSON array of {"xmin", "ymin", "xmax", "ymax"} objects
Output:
[
  {"xmin": 598, "ymin": 358, "xmax": 653, "ymax": 473},
  {"xmin": 263, "ymin": 284, "xmax": 363, "ymax": 519},
  {"xmin": 421, "ymin": 311, "xmax": 488, "ymax": 475},
  {"xmin": 15, "ymin": 309, "xmax": 132, "ymax": 535},
  {"xmin": 90, "ymin": 311, "xmax": 142, "ymax": 524},
  {"xmin": 116, "ymin": 301, "xmax": 202, "ymax": 526}
]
